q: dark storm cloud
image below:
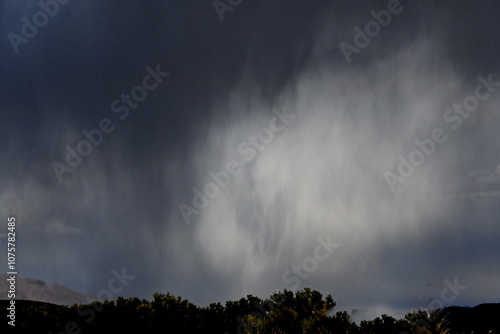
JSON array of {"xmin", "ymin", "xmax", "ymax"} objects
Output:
[{"xmin": 0, "ymin": 0, "xmax": 499, "ymax": 321}]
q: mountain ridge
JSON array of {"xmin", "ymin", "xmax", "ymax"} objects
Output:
[{"xmin": 0, "ymin": 273, "xmax": 93, "ymax": 306}]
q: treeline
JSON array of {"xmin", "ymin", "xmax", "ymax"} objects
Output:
[{"xmin": 0, "ymin": 288, "xmax": 493, "ymax": 333}]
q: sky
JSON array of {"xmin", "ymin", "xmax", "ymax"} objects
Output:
[{"xmin": 1, "ymin": 0, "xmax": 500, "ymax": 322}]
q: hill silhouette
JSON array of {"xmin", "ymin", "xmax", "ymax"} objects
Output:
[
  {"xmin": 439, "ymin": 303, "xmax": 500, "ymax": 333},
  {"xmin": 0, "ymin": 273, "xmax": 92, "ymax": 306}
]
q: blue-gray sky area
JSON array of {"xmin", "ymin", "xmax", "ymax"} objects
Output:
[{"xmin": 1, "ymin": 0, "xmax": 499, "ymax": 321}]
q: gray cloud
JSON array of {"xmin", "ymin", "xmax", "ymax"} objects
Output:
[{"xmin": 0, "ymin": 0, "xmax": 499, "ymax": 321}]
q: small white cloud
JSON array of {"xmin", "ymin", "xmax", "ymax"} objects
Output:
[
  {"xmin": 466, "ymin": 164, "xmax": 500, "ymax": 197},
  {"xmin": 460, "ymin": 190, "xmax": 500, "ymax": 200},
  {"xmin": 43, "ymin": 219, "xmax": 84, "ymax": 236}
]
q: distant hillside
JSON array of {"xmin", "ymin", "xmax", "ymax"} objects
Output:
[
  {"xmin": 0, "ymin": 273, "xmax": 92, "ymax": 306},
  {"xmin": 439, "ymin": 303, "xmax": 500, "ymax": 334}
]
